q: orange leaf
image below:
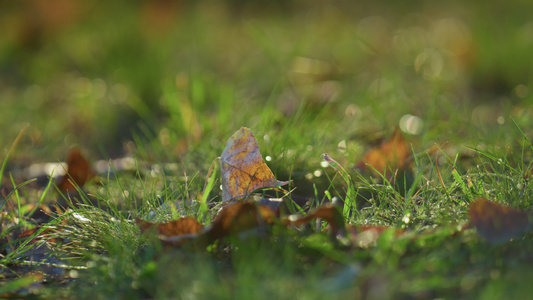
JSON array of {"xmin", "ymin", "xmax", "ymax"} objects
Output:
[
  {"xmin": 469, "ymin": 198, "xmax": 530, "ymax": 243},
  {"xmin": 137, "ymin": 217, "xmax": 203, "ymax": 236},
  {"xmin": 204, "ymin": 201, "xmax": 277, "ymax": 242},
  {"xmin": 359, "ymin": 129, "xmax": 409, "ymax": 175},
  {"xmin": 57, "ymin": 147, "xmax": 96, "ymax": 193},
  {"xmin": 220, "ymin": 127, "xmax": 289, "ymax": 202},
  {"xmin": 136, "ymin": 217, "xmax": 204, "ymax": 246}
]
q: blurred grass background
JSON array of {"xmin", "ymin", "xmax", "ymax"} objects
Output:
[{"xmin": 1, "ymin": 0, "xmax": 532, "ymax": 168}]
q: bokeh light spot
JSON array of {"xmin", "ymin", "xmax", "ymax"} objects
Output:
[
  {"xmin": 515, "ymin": 84, "xmax": 529, "ymax": 98},
  {"xmin": 399, "ymin": 114, "xmax": 423, "ymax": 135}
]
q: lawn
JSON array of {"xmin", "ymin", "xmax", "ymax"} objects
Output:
[{"xmin": 1, "ymin": 0, "xmax": 533, "ymax": 299}]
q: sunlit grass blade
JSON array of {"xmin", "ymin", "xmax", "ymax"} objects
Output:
[
  {"xmin": 322, "ymin": 153, "xmax": 356, "ymax": 218},
  {"xmin": 0, "ymin": 179, "xmax": 35, "ymax": 212},
  {"xmin": 2, "ymin": 213, "xmax": 68, "ymax": 261},
  {"xmin": 200, "ymin": 157, "xmax": 219, "ymax": 218},
  {"xmin": 0, "ymin": 124, "xmax": 29, "ymax": 189}
]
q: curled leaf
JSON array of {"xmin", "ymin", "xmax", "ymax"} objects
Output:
[
  {"xmin": 469, "ymin": 198, "xmax": 530, "ymax": 243},
  {"xmin": 285, "ymin": 203, "xmax": 345, "ymax": 237},
  {"xmin": 220, "ymin": 127, "xmax": 289, "ymax": 202}
]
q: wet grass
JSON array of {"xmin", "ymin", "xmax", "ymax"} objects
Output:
[{"xmin": 2, "ymin": 0, "xmax": 533, "ymax": 299}]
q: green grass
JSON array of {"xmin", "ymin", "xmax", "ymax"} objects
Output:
[{"xmin": 2, "ymin": 0, "xmax": 533, "ymax": 299}]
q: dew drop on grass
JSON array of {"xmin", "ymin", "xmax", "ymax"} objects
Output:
[
  {"xmin": 345, "ymin": 104, "xmax": 360, "ymax": 117},
  {"xmin": 69, "ymin": 270, "xmax": 79, "ymax": 278},
  {"xmin": 314, "ymin": 170, "xmax": 322, "ymax": 177},
  {"xmin": 265, "ymin": 155, "xmax": 272, "ymax": 161},
  {"xmin": 320, "ymin": 161, "xmax": 329, "ymax": 168},
  {"xmin": 73, "ymin": 213, "xmax": 90, "ymax": 222},
  {"xmin": 402, "ymin": 214, "xmax": 411, "ymax": 224},
  {"xmin": 263, "ymin": 134, "xmax": 270, "ymax": 143}
]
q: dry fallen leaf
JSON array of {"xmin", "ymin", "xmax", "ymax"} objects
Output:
[
  {"xmin": 137, "ymin": 201, "xmax": 277, "ymax": 246},
  {"xmin": 57, "ymin": 147, "xmax": 96, "ymax": 193},
  {"xmin": 137, "ymin": 217, "xmax": 204, "ymax": 236},
  {"xmin": 469, "ymin": 198, "xmax": 530, "ymax": 243},
  {"xmin": 220, "ymin": 127, "xmax": 289, "ymax": 202},
  {"xmin": 285, "ymin": 203, "xmax": 346, "ymax": 237},
  {"xmin": 204, "ymin": 201, "xmax": 277, "ymax": 242},
  {"xmin": 138, "ymin": 200, "xmax": 352, "ymax": 248},
  {"xmin": 136, "ymin": 217, "xmax": 204, "ymax": 246},
  {"xmin": 359, "ymin": 129, "xmax": 410, "ymax": 175}
]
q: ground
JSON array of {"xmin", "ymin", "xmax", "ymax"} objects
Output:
[{"xmin": 1, "ymin": 0, "xmax": 533, "ymax": 299}]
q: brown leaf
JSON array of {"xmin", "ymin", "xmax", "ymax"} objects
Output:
[
  {"xmin": 137, "ymin": 217, "xmax": 203, "ymax": 236},
  {"xmin": 220, "ymin": 127, "xmax": 289, "ymax": 202},
  {"xmin": 17, "ymin": 227, "xmax": 60, "ymax": 244},
  {"xmin": 285, "ymin": 204, "xmax": 345, "ymax": 237},
  {"xmin": 204, "ymin": 201, "xmax": 277, "ymax": 242},
  {"xmin": 57, "ymin": 147, "xmax": 96, "ymax": 193},
  {"xmin": 136, "ymin": 202, "xmax": 277, "ymax": 247},
  {"xmin": 359, "ymin": 129, "xmax": 409, "ymax": 175},
  {"xmin": 136, "ymin": 217, "xmax": 203, "ymax": 246},
  {"xmin": 469, "ymin": 198, "xmax": 530, "ymax": 243},
  {"xmin": 254, "ymin": 195, "xmax": 309, "ymax": 216}
]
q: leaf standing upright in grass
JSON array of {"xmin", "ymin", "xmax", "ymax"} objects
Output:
[
  {"xmin": 220, "ymin": 127, "xmax": 289, "ymax": 202},
  {"xmin": 57, "ymin": 147, "xmax": 96, "ymax": 193}
]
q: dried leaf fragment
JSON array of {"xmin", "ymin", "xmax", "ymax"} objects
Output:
[
  {"xmin": 137, "ymin": 217, "xmax": 204, "ymax": 236},
  {"xmin": 204, "ymin": 201, "xmax": 277, "ymax": 242},
  {"xmin": 285, "ymin": 203, "xmax": 346, "ymax": 237},
  {"xmin": 469, "ymin": 198, "xmax": 530, "ymax": 243},
  {"xmin": 57, "ymin": 147, "xmax": 96, "ymax": 193},
  {"xmin": 137, "ymin": 202, "xmax": 277, "ymax": 247},
  {"xmin": 136, "ymin": 217, "xmax": 203, "ymax": 246},
  {"xmin": 359, "ymin": 129, "xmax": 409, "ymax": 175},
  {"xmin": 220, "ymin": 127, "xmax": 289, "ymax": 202}
]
